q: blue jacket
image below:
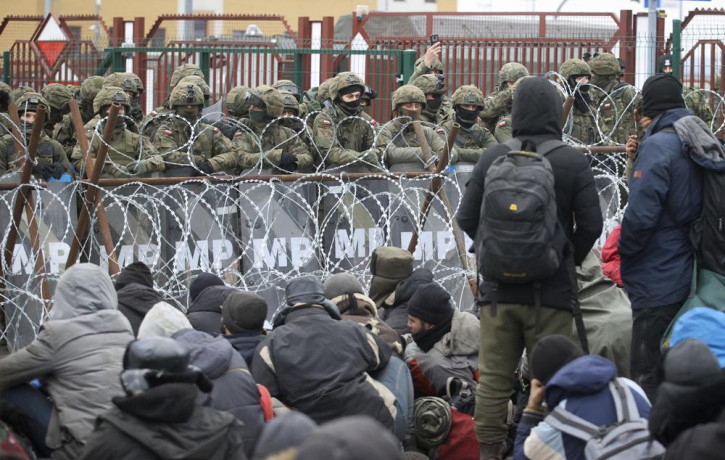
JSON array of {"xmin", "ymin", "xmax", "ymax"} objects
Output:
[
  {"xmin": 619, "ymin": 108, "xmax": 703, "ymax": 309},
  {"xmin": 514, "ymin": 355, "xmax": 651, "ymax": 460}
]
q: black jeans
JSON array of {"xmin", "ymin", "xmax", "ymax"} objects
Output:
[{"xmin": 630, "ymin": 303, "xmax": 682, "ymax": 402}]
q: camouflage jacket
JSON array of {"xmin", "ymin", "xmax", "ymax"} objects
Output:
[
  {"xmin": 564, "ymin": 108, "xmax": 598, "ymax": 145},
  {"xmin": 479, "ymin": 88, "xmax": 513, "ymax": 130},
  {"xmin": 140, "ymin": 106, "xmax": 172, "ymax": 141},
  {"xmin": 493, "ymin": 115, "xmax": 513, "ymax": 143},
  {"xmin": 684, "ymin": 88, "xmax": 714, "ymax": 129},
  {"xmin": 71, "ymin": 125, "xmax": 164, "ymax": 178},
  {"xmin": 52, "ymin": 113, "xmax": 77, "ymax": 160},
  {"xmin": 437, "ymin": 119, "xmax": 497, "ymax": 163},
  {"xmin": 0, "ymin": 113, "xmax": 13, "ymax": 136},
  {"xmin": 0, "ymin": 131, "xmax": 72, "ymax": 176},
  {"xmin": 152, "ymin": 117, "xmax": 235, "ymax": 168},
  {"xmin": 312, "ymin": 104, "xmax": 379, "ymax": 169},
  {"xmin": 375, "ymin": 119, "xmax": 446, "ymax": 169},
  {"xmin": 590, "ymin": 81, "xmax": 639, "ymax": 145},
  {"xmin": 209, "ymin": 120, "xmax": 315, "ymax": 172}
]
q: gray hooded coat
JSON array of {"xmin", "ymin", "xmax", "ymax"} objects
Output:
[{"xmin": 0, "ymin": 263, "xmax": 134, "ymax": 456}]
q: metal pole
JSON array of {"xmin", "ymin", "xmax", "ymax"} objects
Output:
[
  {"xmin": 672, "ymin": 19, "xmax": 682, "ymax": 83},
  {"xmin": 2, "ymin": 52, "xmax": 9, "ymax": 85},
  {"xmin": 647, "ymin": 0, "xmax": 658, "ymax": 77}
]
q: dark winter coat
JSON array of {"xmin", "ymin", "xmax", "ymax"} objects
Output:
[
  {"xmin": 225, "ymin": 332, "xmax": 265, "ymax": 367},
  {"xmin": 619, "ymin": 108, "xmax": 703, "ymax": 309},
  {"xmin": 117, "ymin": 283, "xmax": 165, "ymax": 336},
  {"xmin": 78, "ymin": 383, "xmax": 247, "ymax": 460},
  {"xmin": 172, "ymin": 329, "xmax": 264, "ymax": 457},
  {"xmin": 457, "ymin": 77, "xmax": 602, "ymax": 310},
  {"xmin": 186, "ymin": 285, "xmax": 234, "ymax": 335},
  {"xmin": 251, "ymin": 305, "xmax": 397, "ymax": 430},
  {"xmin": 330, "ymin": 291, "xmax": 404, "ymax": 356}
]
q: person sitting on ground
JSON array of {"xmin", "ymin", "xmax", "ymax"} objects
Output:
[
  {"xmin": 514, "ymin": 335, "xmax": 659, "ymax": 460},
  {"xmin": 324, "ymin": 272, "xmax": 404, "ymax": 357},
  {"xmin": 0, "ymin": 263, "xmax": 134, "ymax": 459},
  {"xmin": 173, "ymin": 328, "xmax": 265, "ymax": 457},
  {"xmin": 221, "ymin": 291, "xmax": 269, "ymax": 367},
  {"xmin": 251, "ymin": 411, "xmax": 317, "ymax": 460},
  {"xmin": 187, "ymin": 283, "xmax": 235, "ymax": 336},
  {"xmin": 137, "ymin": 301, "xmax": 193, "ymax": 338},
  {"xmin": 78, "ymin": 337, "xmax": 248, "ymax": 459},
  {"xmin": 404, "ymin": 283, "xmax": 479, "ymax": 402},
  {"xmin": 381, "ymin": 267, "xmax": 435, "ymax": 336},
  {"xmin": 251, "ymin": 275, "xmax": 398, "ymax": 431},
  {"xmin": 295, "ymin": 416, "xmax": 402, "ymax": 460}
]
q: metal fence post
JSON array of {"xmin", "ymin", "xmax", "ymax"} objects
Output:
[
  {"xmin": 2, "ymin": 52, "xmax": 9, "ymax": 84},
  {"xmin": 400, "ymin": 49, "xmax": 416, "ymax": 86},
  {"xmin": 199, "ymin": 50, "xmax": 210, "ymax": 83},
  {"xmin": 111, "ymin": 48, "xmax": 125, "ymax": 73},
  {"xmin": 672, "ymin": 19, "xmax": 682, "ymax": 83},
  {"xmin": 293, "ymin": 51, "xmax": 304, "ymax": 93}
]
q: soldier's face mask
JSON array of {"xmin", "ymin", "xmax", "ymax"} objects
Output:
[
  {"xmin": 425, "ymin": 93, "xmax": 443, "ymax": 112},
  {"xmin": 130, "ymin": 95, "xmax": 143, "ymax": 121},
  {"xmin": 455, "ymin": 106, "xmax": 478, "ymax": 127},
  {"xmin": 176, "ymin": 105, "xmax": 201, "ymax": 123},
  {"xmin": 248, "ymin": 107, "xmax": 274, "ymax": 124}
]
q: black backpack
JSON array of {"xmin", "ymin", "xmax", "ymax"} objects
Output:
[{"xmin": 476, "ymin": 138, "xmax": 568, "ymax": 285}]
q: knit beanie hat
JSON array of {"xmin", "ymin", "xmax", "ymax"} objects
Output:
[
  {"xmin": 407, "ymin": 282, "xmax": 452, "ymax": 326},
  {"xmin": 286, "ymin": 275, "xmax": 326, "ymax": 306},
  {"xmin": 323, "ymin": 273, "xmax": 365, "ymax": 300},
  {"xmin": 189, "ymin": 273, "xmax": 225, "ymax": 302},
  {"xmin": 222, "ymin": 291, "xmax": 268, "ymax": 333},
  {"xmin": 530, "ymin": 334, "xmax": 584, "ymax": 384},
  {"xmin": 641, "ymin": 74, "xmax": 686, "ymax": 118}
]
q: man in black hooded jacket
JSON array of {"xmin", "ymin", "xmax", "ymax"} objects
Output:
[
  {"xmin": 115, "ymin": 262, "xmax": 165, "ymax": 336},
  {"xmin": 456, "ymin": 77, "xmax": 602, "ymax": 459}
]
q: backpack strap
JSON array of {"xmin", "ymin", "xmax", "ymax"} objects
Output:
[
  {"xmin": 608, "ymin": 378, "xmax": 641, "ymax": 423},
  {"xmin": 546, "ymin": 405, "xmax": 601, "ymax": 442}
]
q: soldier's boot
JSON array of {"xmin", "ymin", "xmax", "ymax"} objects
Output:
[{"xmin": 479, "ymin": 442, "xmax": 504, "ymax": 460}]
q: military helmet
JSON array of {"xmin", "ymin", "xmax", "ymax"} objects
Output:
[
  {"xmin": 498, "ymin": 62, "xmax": 529, "ymax": 89},
  {"xmin": 169, "ymin": 82, "xmax": 205, "ymax": 107},
  {"xmin": 129, "ymin": 73, "xmax": 144, "ymax": 95},
  {"xmin": 41, "ymin": 83, "xmax": 74, "ymax": 111},
  {"xmin": 391, "ymin": 84, "xmax": 426, "ymax": 112},
  {"xmin": 414, "ymin": 56, "xmax": 444, "ymax": 74},
  {"xmin": 170, "ymin": 63, "xmax": 205, "ymax": 88},
  {"xmin": 80, "ymin": 76, "xmax": 105, "ymax": 103},
  {"xmin": 317, "ymin": 77, "xmax": 335, "ymax": 104},
  {"xmin": 411, "ymin": 74, "xmax": 444, "ymax": 96},
  {"xmin": 272, "ymin": 80, "xmax": 301, "ymax": 102},
  {"xmin": 332, "ymin": 72, "xmax": 365, "ymax": 101},
  {"xmin": 177, "ymin": 76, "xmax": 210, "ymax": 101},
  {"xmin": 66, "ymin": 84, "xmax": 80, "ymax": 99},
  {"xmin": 559, "ymin": 59, "xmax": 591, "ymax": 80},
  {"xmin": 451, "ymin": 85, "xmax": 484, "ymax": 108},
  {"xmin": 15, "ymin": 92, "xmax": 50, "ymax": 116},
  {"xmin": 225, "ymin": 85, "xmax": 249, "ymax": 117},
  {"xmin": 279, "ymin": 89, "xmax": 300, "ymax": 115},
  {"xmin": 93, "ymin": 85, "xmax": 131, "ymax": 114},
  {"xmin": 248, "ymin": 85, "xmax": 284, "ymax": 118},
  {"xmin": 104, "ymin": 72, "xmax": 138, "ymax": 94},
  {"xmin": 0, "ymin": 82, "xmax": 11, "ymax": 96},
  {"xmin": 10, "ymin": 86, "xmax": 34, "ymax": 104},
  {"xmin": 589, "ymin": 53, "xmax": 620, "ymax": 76}
]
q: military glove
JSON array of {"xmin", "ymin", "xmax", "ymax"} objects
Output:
[
  {"xmin": 358, "ymin": 150, "xmax": 382, "ymax": 168},
  {"xmin": 125, "ymin": 160, "xmax": 150, "ymax": 175},
  {"xmin": 278, "ymin": 152, "xmax": 298, "ymax": 172},
  {"xmin": 194, "ymin": 160, "xmax": 214, "ymax": 175}
]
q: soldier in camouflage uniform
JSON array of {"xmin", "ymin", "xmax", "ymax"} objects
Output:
[
  {"xmin": 408, "ymin": 41, "xmax": 444, "ymax": 83},
  {"xmin": 560, "ymin": 58, "xmax": 598, "ymax": 145},
  {"xmin": 278, "ymin": 89, "xmax": 311, "ymax": 147},
  {"xmin": 41, "ymin": 83, "xmax": 74, "ymax": 137},
  {"xmin": 273, "ymin": 80, "xmax": 308, "ymax": 119},
  {"xmin": 656, "ymin": 54, "xmax": 715, "ymax": 128},
  {"xmin": 410, "ymin": 74, "xmax": 453, "ymax": 125},
  {"xmin": 438, "ymin": 85, "xmax": 497, "ymax": 164},
  {"xmin": 588, "ymin": 53, "xmax": 639, "ymax": 145},
  {"xmin": 0, "ymin": 92, "xmax": 72, "ymax": 179},
  {"xmin": 71, "ymin": 86, "xmax": 164, "ymax": 178},
  {"xmin": 104, "ymin": 72, "xmax": 145, "ymax": 123},
  {"xmin": 0, "ymin": 82, "xmax": 12, "ymax": 135},
  {"xmin": 312, "ymin": 72, "xmax": 381, "ymax": 171},
  {"xmin": 53, "ymin": 76, "xmax": 105, "ymax": 159},
  {"xmin": 479, "ymin": 62, "xmax": 529, "ymax": 133},
  {"xmin": 376, "ymin": 84, "xmax": 445, "ymax": 170},
  {"xmin": 153, "ymin": 82, "xmax": 237, "ymax": 175},
  {"xmin": 214, "ymin": 85, "xmax": 251, "ymax": 141},
  {"xmin": 206, "ymin": 86, "xmax": 314, "ymax": 174},
  {"xmin": 10, "ymin": 86, "xmax": 33, "ymax": 105}
]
